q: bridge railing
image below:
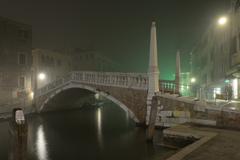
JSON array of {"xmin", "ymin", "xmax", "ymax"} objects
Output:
[
  {"xmin": 36, "ymin": 71, "xmax": 148, "ymax": 97},
  {"xmin": 159, "ymin": 80, "xmax": 178, "ymax": 94},
  {"xmin": 71, "ymin": 71, "xmax": 148, "ymax": 88}
]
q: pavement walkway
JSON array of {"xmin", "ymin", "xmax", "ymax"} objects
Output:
[
  {"xmin": 183, "ymin": 126, "xmax": 240, "ymax": 160},
  {"xmin": 162, "ymin": 124, "xmax": 240, "ymax": 160}
]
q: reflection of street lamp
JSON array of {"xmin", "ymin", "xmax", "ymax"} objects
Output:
[
  {"xmin": 217, "ymin": 16, "xmax": 228, "ymax": 26},
  {"xmin": 38, "ymin": 73, "xmax": 46, "ymax": 81}
]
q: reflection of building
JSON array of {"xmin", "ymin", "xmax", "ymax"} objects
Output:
[
  {"xmin": 0, "ymin": 16, "xmax": 32, "ymax": 103},
  {"xmin": 32, "ymin": 49, "xmax": 72, "ymax": 88},
  {"xmin": 192, "ymin": 1, "xmax": 240, "ymax": 100},
  {"xmin": 70, "ymin": 48, "xmax": 118, "ymax": 72}
]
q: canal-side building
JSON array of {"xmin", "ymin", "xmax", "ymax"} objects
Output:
[
  {"xmin": 192, "ymin": 0, "xmax": 240, "ymax": 100},
  {"xmin": 70, "ymin": 48, "xmax": 118, "ymax": 72},
  {"xmin": 180, "ymin": 72, "xmax": 191, "ymax": 96},
  {"xmin": 0, "ymin": 16, "xmax": 32, "ymax": 104},
  {"xmin": 32, "ymin": 48, "xmax": 72, "ymax": 88}
]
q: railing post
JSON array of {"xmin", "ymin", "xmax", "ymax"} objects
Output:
[{"xmin": 71, "ymin": 72, "xmax": 74, "ymax": 81}]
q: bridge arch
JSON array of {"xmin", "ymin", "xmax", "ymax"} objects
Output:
[{"xmin": 38, "ymin": 83, "xmax": 140, "ymax": 123}]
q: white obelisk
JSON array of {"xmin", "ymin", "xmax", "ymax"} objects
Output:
[
  {"xmin": 146, "ymin": 21, "xmax": 159, "ymax": 125},
  {"xmin": 175, "ymin": 50, "xmax": 181, "ymax": 94}
]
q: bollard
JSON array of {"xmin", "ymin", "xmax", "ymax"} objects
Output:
[
  {"xmin": 146, "ymin": 96, "xmax": 160, "ymax": 141},
  {"xmin": 8, "ymin": 108, "xmax": 28, "ymax": 160}
]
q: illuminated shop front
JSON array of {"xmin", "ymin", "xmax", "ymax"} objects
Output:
[{"xmin": 211, "ymin": 78, "xmax": 239, "ymax": 100}]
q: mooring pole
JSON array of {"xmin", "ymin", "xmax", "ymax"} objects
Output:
[
  {"xmin": 146, "ymin": 95, "xmax": 160, "ymax": 141},
  {"xmin": 9, "ymin": 108, "xmax": 28, "ymax": 160}
]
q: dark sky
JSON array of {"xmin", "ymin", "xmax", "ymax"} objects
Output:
[{"xmin": 0, "ymin": 0, "xmax": 230, "ymax": 79}]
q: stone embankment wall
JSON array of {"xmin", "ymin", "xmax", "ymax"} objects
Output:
[
  {"xmin": 156, "ymin": 94, "xmax": 240, "ymax": 129},
  {"xmin": 0, "ymin": 98, "xmax": 35, "ymax": 120}
]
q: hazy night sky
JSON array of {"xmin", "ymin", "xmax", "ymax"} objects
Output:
[{"xmin": 0, "ymin": 0, "xmax": 230, "ymax": 79}]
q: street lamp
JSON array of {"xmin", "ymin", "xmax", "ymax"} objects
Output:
[
  {"xmin": 224, "ymin": 79, "xmax": 230, "ymax": 83},
  {"xmin": 189, "ymin": 77, "xmax": 196, "ymax": 97},
  {"xmin": 217, "ymin": 16, "xmax": 228, "ymax": 26},
  {"xmin": 38, "ymin": 73, "xmax": 46, "ymax": 81},
  {"xmin": 191, "ymin": 77, "xmax": 196, "ymax": 83},
  {"xmin": 29, "ymin": 91, "xmax": 34, "ymax": 100}
]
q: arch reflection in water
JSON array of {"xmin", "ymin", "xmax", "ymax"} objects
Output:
[
  {"xmin": 97, "ymin": 108, "xmax": 103, "ymax": 149},
  {"xmin": 36, "ymin": 125, "xmax": 49, "ymax": 160}
]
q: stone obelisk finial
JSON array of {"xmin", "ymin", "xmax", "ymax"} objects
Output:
[
  {"xmin": 175, "ymin": 50, "xmax": 181, "ymax": 94},
  {"xmin": 146, "ymin": 21, "xmax": 159, "ymax": 125},
  {"xmin": 148, "ymin": 21, "xmax": 159, "ymax": 95}
]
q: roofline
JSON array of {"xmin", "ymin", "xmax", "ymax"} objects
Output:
[{"xmin": 0, "ymin": 16, "xmax": 31, "ymax": 28}]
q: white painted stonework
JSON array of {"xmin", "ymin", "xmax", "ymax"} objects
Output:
[
  {"xmin": 36, "ymin": 71, "xmax": 148, "ymax": 97},
  {"xmin": 146, "ymin": 21, "xmax": 160, "ymax": 124}
]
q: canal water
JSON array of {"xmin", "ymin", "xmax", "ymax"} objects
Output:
[{"xmin": 0, "ymin": 102, "xmax": 175, "ymax": 160}]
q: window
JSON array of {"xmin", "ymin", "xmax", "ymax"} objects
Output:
[
  {"xmin": 41, "ymin": 55, "xmax": 45, "ymax": 64},
  {"xmin": 19, "ymin": 76, "xmax": 25, "ymax": 89},
  {"xmin": 57, "ymin": 59, "xmax": 62, "ymax": 66},
  {"xmin": 0, "ymin": 72, "xmax": 8, "ymax": 83},
  {"xmin": 230, "ymin": 36, "xmax": 237, "ymax": 55},
  {"xmin": 210, "ymin": 52, "xmax": 214, "ymax": 62},
  {"xmin": 30, "ymin": 55, "xmax": 33, "ymax": 66},
  {"xmin": 18, "ymin": 53, "xmax": 26, "ymax": 65},
  {"xmin": 50, "ymin": 57, "xmax": 54, "ymax": 66},
  {"xmin": 18, "ymin": 29, "xmax": 29, "ymax": 39},
  {"xmin": 46, "ymin": 56, "xmax": 50, "ymax": 65}
]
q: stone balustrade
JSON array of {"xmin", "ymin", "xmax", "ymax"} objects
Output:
[
  {"xmin": 159, "ymin": 80, "xmax": 177, "ymax": 93},
  {"xmin": 36, "ymin": 71, "xmax": 148, "ymax": 97}
]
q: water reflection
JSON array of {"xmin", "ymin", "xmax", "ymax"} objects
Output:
[
  {"xmin": 0, "ymin": 103, "xmax": 175, "ymax": 160},
  {"xmin": 36, "ymin": 125, "xmax": 49, "ymax": 160},
  {"xmin": 97, "ymin": 108, "xmax": 103, "ymax": 149}
]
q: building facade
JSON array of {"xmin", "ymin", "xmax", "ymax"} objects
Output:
[
  {"xmin": 192, "ymin": 0, "xmax": 240, "ymax": 100},
  {"xmin": 70, "ymin": 48, "xmax": 118, "ymax": 72},
  {"xmin": 0, "ymin": 16, "xmax": 32, "ymax": 104},
  {"xmin": 32, "ymin": 48, "xmax": 72, "ymax": 89}
]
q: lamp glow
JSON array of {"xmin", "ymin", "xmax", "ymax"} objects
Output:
[
  {"xmin": 233, "ymin": 78, "xmax": 238, "ymax": 99},
  {"xmin": 218, "ymin": 16, "xmax": 228, "ymax": 26},
  {"xmin": 38, "ymin": 73, "xmax": 46, "ymax": 80},
  {"xmin": 30, "ymin": 91, "xmax": 34, "ymax": 100},
  {"xmin": 191, "ymin": 78, "xmax": 196, "ymax": 83}
]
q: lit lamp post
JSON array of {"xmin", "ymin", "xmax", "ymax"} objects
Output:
[
  {"xmin": 217, "ymin": 16, "xmax": 228, "ymax": 26},
  {"xmin": 37, "ymin": 72, "xmax": 46, "ymax": 89},
  {"xmin": 190, "ymin": 77, "xmax": 196, "ymax": 97},
  {"xmin": 191, "ymin": 77, "xmax": 196, "ymax": 83},
  {"xmin": 34, "ymin": 72, "xmax": 46, "ymax": 98},
  {"xmin": 38, "ymin": 73, "xmax": 46, "ymax": 81}
]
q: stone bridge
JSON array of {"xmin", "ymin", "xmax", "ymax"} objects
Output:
[
  {"xmin": 34, "ymin": 21, "xmax": 181, "ymax": 125},
  {"xmin": 34, "ymin": 71, "xmax": 179, "ymax": 125},
  {"xmin": 35, "ymin": 71, "xmax": 149, "ymax": 124}
]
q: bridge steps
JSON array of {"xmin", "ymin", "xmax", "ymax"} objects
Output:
[{"xmin": 154, "ymin": 93, "xmax": 240, "ymax": 129}]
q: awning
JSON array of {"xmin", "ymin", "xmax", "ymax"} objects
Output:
[{"xmin": 226, "ymin": 64, "xmax": 240, "ymax": 78}]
